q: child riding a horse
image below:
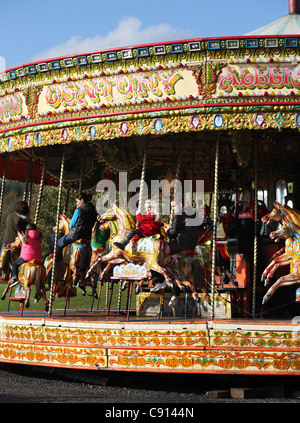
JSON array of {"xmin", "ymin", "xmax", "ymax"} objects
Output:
[
  {"xmin": 10, "ymin": 222, "xmax": 42, "ymax": 288},
  {"xmin": 113, "ymin": 199, "xmax": 162, "ymax": 250}
]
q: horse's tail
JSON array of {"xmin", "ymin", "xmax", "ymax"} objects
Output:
[
  {"xmin": 193, "ymin": 259, "xmax": 202, "ymax": 289},
  {"xmin": 34, "ymin": 265, "xmax": 46, "ymax": 296},
  {"xmin": 79, "ymin": 245, "xmax": 90, "ymax": 272}
]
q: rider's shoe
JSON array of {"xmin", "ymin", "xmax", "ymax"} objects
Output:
[
  {"xmin": 113, "ymin": 241, "xmax": 126, "ymax": 250},
  {"xmin": 10, "ymin": 279, "xmax": 20, "ymax": 288},
  {"xmin": 168, "ymin": 294, "xmax": 177, "ymax": 307},
  {"xmin": 150, "ymin": 281, "xmax": 167, "ymax": 292},
  {"xmin": 262, "ymin": 293, "xmax": 272, "ymax": 304}
]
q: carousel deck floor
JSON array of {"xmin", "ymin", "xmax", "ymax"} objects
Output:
[{"xmin": 0, "ymin": 306, "xmax": 293, "ymax": 325}]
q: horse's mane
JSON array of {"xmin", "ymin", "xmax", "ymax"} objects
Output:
[
  {"xmin": 281, "ymin": 203, "xmax": 300, "ymax": 226},
  {"xmin": 59, "ymin": 214, "xmax": 70, "ymax": 234},
  {"xmin": 114, "ymin": 206, "xmax": 136, "ymax": 228}
]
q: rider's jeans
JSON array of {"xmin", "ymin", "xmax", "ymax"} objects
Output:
[
  {"xmin": 56, "ymin": 233, "xmax": 75, "ymax": 262},
  {"xmin": 12, "ymin": 257, "xmax": 26, "ymax": 280}
]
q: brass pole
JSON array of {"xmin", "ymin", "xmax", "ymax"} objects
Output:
[
  {"xmin": 170, "ymin": 145, "xmax": 182, "ymax": 225},
  {"xmin": 137, "ymin": 147, "xmax": 148, "ymax": 215},
  {"xmin": 211, "ymin": 138, "xmax": 220, "ymax": 320},
  {"xmin": 48, "ymin": 148, "xmax": 65, "ymax": 318},
  {"xmin": 34, "ymin": 153, "xmax": 48, "ymax": 225},
  {"xmin": 23, "ymin": 154, "xmax": 32, "ymax": 202},
  {"xmin": 252, "ymin": 139, "xmax": 258, "ymax": 318},
  {"xmin": 28, "ymin": 164, "xmax": 34, "ymax": 207},
  {"xmin": 0, "ymin": 155, "xmax": 7, "ymax": 224}
]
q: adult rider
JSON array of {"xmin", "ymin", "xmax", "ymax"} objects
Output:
[{"xmin": 54, "ymin": 192, "xmax": 98, "ymax": 279}]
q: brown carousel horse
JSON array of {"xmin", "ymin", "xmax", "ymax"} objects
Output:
[{"xmin": 85, "ymin": 204, "xmax": 210, "ymax": 302}]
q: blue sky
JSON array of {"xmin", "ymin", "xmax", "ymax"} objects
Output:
[{"xmin": 0, "ymin": 0, "xmax": 289, "ymax": 71}]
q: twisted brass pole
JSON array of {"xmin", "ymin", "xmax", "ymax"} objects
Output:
[
  {"xmin": 137, "ymin": 147, "xmax": 148, "ymax": 215},
  {"xmin": 23, "ymin": 154, "xmax": 32, "ymax": 202},
  {"xmin": 48, "ymin": 148, "xmax": 65, "ymax": 318},
  {"xmin": 0, "ymin": 155, "xmax": 7, "ymax": 225},
  {"xmin": 34, "ymin": 153, "xmax": 48, "ymax": 225},
  {"xmin": 252, "ymin": 140, "xmax": 258, "ymax": 318},
  {"xmin": 170, "ymin": 146, "xmax": 182, "ymax": 225},
  {"xmin": 211, "ymin": 138, "xmax": 219, "ymax": 320},
  {"xmin": 174, "ymin": 145, "xmax": 182, "ymax": 198}
]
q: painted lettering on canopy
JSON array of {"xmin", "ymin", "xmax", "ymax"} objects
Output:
[
  {"xmin": 219, "ymin": 64, "xmax": 300, "ymax": 93},
  {"xmin": 45, "ymin": 71, "xmax": 183, "ymax": 108},
  {"xmin": 0, "ymin": 94, "xmax": 23, "ymax": 120}
]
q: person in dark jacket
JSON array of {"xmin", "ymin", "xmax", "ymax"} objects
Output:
[
  {"xmin": 166, "ymin": 200, "xmax": 199, "ymax": 255},
  {"xmin": 55, "ymin": 192, "xmax": 98, "ymax": 263},
  {"xmin": 150, "ymin": 200, "xmax": 199, "ymax": 292},
  {"xmin": 0, "ymin": 201, "xmax": 30, "ymax": 253},
  {"xmin": 0, "ymin": 201, "xmax": 31, "ymax": 279}
]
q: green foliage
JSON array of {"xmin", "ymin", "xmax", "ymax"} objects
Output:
[
  {"xmin": 0, "ymin": 180, "xmax": 26, "ymax": 234},
  {"xmin": 0, "ymin": 282, "xmax": 137, "ymax": 313}
]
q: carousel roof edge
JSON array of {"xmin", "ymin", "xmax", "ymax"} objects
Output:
[
  {"xmin": 1, "ymin": 34, "xmax": 299, "ymax": 77},
  {"xmin": 1, "ymin": 37, "xmax": 205, "ymax": 76},
  {"xmin": 2, "ymin": 33, "xmax": 300, "ymax": 145}
]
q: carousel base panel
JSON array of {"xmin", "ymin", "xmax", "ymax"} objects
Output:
[
  {"xmin": 0, "ymin": 310, "xmax": 299, "ymax": 376},
  {"xmin": 136, "ymin": 292, "xmax": 231, "ymax": 319}
]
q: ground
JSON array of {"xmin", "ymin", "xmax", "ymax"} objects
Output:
[{"xmin": 0, "ymin": 363, "xmax": 299, "ymax": 405}]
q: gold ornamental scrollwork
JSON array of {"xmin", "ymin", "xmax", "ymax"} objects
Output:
[
  {"xmin": 189, "ymin": 62, "xmax": 227, "ymax": 99},
  {"xmin": 0, "ymin": 110, "xmax": 299, "ymax": 154}
]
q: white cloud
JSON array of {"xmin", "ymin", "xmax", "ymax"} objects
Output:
[
  {"xmin": 31, "ymin": 16, "xmax": 194, "ymax": 62},
  {"xmin": 0, "ymin": 56, "xmax": 6, "ymax": 73}
]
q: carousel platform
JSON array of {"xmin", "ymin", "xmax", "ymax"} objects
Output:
[{"xmin": 0, "ymin": 305, "xmax": 299, "ymax": 377}]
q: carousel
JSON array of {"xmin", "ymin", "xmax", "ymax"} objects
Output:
[{"xmin": 0, "ymin": 1, "xmax": 299, "ymax": 376}]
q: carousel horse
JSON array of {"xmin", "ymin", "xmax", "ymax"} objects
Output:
[
  {"xmin": 1, "ymin": 259, "xmax": 47, "ymax": 309},
  {"xmin": 261, "ymin": 219, "xmax": 295, "ymax": 281},
  {"xmin": 0, "ymin": 233, "xmax": 24, "ymax": 280},
  {"xmin": 88, "ymin": 205, "xmax": 171, "ymax": 283},
  {"xmin": 88, "ymin": 218, "xmax": 119, "ymax": 281},
  {"xmin": 44, "ymin": 214, "xmax": 93, "ymax": 296},
  {"xmin": 262, "ymin": 207, "xmax": 300, "ymax": 304},
  {"xmin": 86, "ymin": 205, "xmax": 209, "ymax": 301},
  {"xmin": 196, "ymin": 224, "xmax": 235, "ymax": 285},
  {"xmin": 261, "ymin": 200, "xmax": 300, "ymax": 227}
]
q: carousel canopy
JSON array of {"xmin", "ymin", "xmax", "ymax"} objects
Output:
[{"xmin": 246, "ymin": 0, "xmax": 300, "ymax": 35}]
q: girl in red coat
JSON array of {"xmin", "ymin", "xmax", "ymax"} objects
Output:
[{"xmin": 114, "ymin": 200, "xmax": 162, "ymax": 250}]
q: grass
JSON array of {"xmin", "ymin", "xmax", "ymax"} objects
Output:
[{"xmin": 0, "ymin": 280, "xmax": 137, "ymax": 314}]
